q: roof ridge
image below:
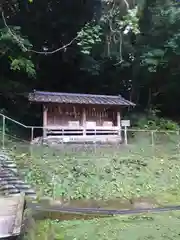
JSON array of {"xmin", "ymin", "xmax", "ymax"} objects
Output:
[
  {"xmin": 30, "ymin": 90, "xmax": 135, "ymax": 106},
  {"xmin": 33, "ymin": 90, "xmax": 123, "ymax": 99}
]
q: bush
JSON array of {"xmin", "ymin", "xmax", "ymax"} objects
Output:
[{"xmin": 128, "ymin": 109, "xmax": 179, "ymax": 131}]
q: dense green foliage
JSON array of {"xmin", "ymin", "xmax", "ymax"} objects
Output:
[
  {"xmin": 0, "ymin": 0, "xmax": 180, "ymax": 125},
  {"xmin": 2, "ymin": 1, "xmax": 180, "ymax": 239}
]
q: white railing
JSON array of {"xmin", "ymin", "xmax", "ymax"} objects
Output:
[
  {"xmin": 0, "ymin": 113, "xmax": 122, "ymax": 147},
  {"xmin": 45, "ymin": 126, "xmax": 119, "ymax": 135},
  {"xmin": 0, "ymin": 113, "xmax": 180, "ymax": 148},
  {"xmin": 0, "ymin": 113, "xmax": 31, "ymax": 148}
]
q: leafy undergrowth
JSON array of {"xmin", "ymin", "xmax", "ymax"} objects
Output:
[
  {"xmin": 4, "ymin": 136, "xmax": 180, "ymax": 239},
  {"xmin": 12, "ymin": 140, "xmax": 180, "ymax": 205},
  {"xmin": 24, "ymin": 211, "xmax": 180, "ymax": 240}
]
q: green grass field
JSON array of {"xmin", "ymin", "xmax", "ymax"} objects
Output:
[
  {"xmin": 14, "ymin": 137, "xmax": 180, "ymax": 205},
  {"xmin": 3, "ymin": 131, "xmax": 180, "ymax": 239},
  {"xmin": 25, "ymin": 212, "xmax": 180, "ymax": 240}
]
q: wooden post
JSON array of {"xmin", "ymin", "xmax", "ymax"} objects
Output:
[
  {"xmin": 31, "ymin": 127, "xmax": 34, "ymax": 142},
  {"xmin": 151, "ymin": 131, "xmax": 154, "ymax": 146},
  {"xmin": 43, "ymin": 105, "xmax": 48, "ymax": 138},
  {"xmin": 117, "ymin": 110, "xmax": 121, "ymax": 140},
  {"xmin": 2, "ymin": 115, "xmax": 5, "ymax": 149},
  {"xmin": 82, "ymin": 108, "xmax": 86, "ymax": 136},
  {"xmin": 124, "ymin": 126, "xmax": 127, "ymax": 145}
]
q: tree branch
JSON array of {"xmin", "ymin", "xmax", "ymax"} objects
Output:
[
  {"xmin": 1, "ymin": 11, "xmax": 78, "ymax": 55},
  {"xmin": 123, "ymin": 0, "xmax": 129, "ymax": 11}
]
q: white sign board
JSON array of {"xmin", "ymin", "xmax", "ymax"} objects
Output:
[
  {"xmin": 121, "ymin": 120, "xmax": 130, "ymax": 127},
  {"xmin": 86, "ymin": 121, "xmax": 96, "ymax": 128},
  {"xmin": 68, "ymin": 121, "xmax": 80, "ymax": 127}
]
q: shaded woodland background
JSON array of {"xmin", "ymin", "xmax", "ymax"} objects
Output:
[{"xmin": 0, "ymin": 0, "xmax": 180, "ymax": 130}]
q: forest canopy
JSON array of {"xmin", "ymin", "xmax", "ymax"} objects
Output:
[{"xmin": 0, "ymin": 0, "xmax": 180, "ymax": 127}]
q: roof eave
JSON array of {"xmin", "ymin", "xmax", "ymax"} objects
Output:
[
  {"xmin": 29, "ymin": 100, "xmax": 135, "ymax": 106},
  {"xmin": 28, "ymin": 92, "xmax": 136, "ymax": 106}
]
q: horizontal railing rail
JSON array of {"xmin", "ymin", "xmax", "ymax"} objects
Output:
[
  {"xmin": 0, "ymin": 113, "xmax": 27, "ymax": 128},
  {"xmin": 0, "ymin": 113, "xmax": 179, "ymax": 132},
  {"xmin": 45, "ymin": 125, "xmax": 119, "ymax": 130},
  {"xmin": 46, "ymin": 131, "xmax": 119, "ymax": 135},
  {"xmin": 46, "ymin": 127, "xmax": 119, "ymax": 134}
]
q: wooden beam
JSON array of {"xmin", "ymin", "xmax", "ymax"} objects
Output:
[
  {"xmin": 43, "ymin": 105, "xmax": 48, "ymax": 138},
  {"xmin": 82, "ymin": 108, "xmax": 86, "ymax": 136},
  {"xmin": 117, "ymin": 110, "xmax": 121, "ymax": 139}
]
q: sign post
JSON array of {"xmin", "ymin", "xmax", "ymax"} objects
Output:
[{"xmin": 121, "ymin": 120, "xmax": 130, "ymax": 145}]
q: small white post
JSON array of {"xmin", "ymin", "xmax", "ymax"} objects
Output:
[
  {"xmin": 151, "ymin": 131, "xmax": 154, "ymax": 146},
  {"xmin": 62, "ymin": 128, "xmax": 64, "ymax": 146},
  {"xmin": 121, "ymin": 120, "xmax": 130, "ymax": 145},
  {"xmin": 117, "ymin": 110, "xmax": 122, "ymax": 143},
  {"xmin": 177, "ymin": 130, "xmax": 180, "ymax": 155},
  {"xmin": 2, "ymin": 115, "xmax": 5, "ymax": 149},
  {"xmin": 43, "ymin": 105, "xmax": 48, "ymax": 138},
  {"xmin": 29, "ymin": 144, "xmax": 33, "ymax": 157},
  {"xmin": 151, "ymin": 130, "xmax": 155, "ymax": 158},
  {"xmin": 94, "ymin": 127, "xmax": 97, "ymax": 153},
  {"xmin": 124, "ymin": 126, "xmax": 128, "ymax": 145},
  {"xmin": 117, "ymin": 111, "xmax": 121, "ymax": 136},
  {"xmin": 31, "ymin": 127, "xmax": 34, "ymax": 142}
]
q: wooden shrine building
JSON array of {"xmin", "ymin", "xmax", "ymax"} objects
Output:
[{"xmin": 29, "ymin": 90, "xmax": 135, "ymax": 142}]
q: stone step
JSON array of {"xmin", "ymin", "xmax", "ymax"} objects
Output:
[{"xmin": 0, "ymin": 151, "xmax": 37, "ymax": 198}]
